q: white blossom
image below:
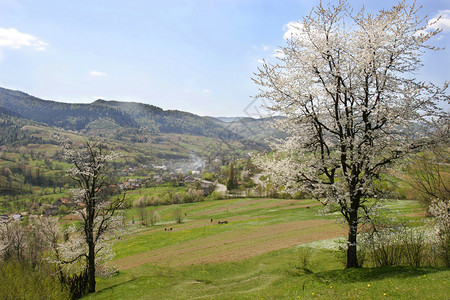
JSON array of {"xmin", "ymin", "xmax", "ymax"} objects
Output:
[{"xmin": 254, "ymin": 0, "xmax": 449, "ymax": 267}]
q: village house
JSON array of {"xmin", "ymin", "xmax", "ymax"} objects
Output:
[
  {"xmin": 53, "ymin": 198, "xmax": 77, "ymax": 208},
  {"xmin": 43, "ymin": 206, "xmax": 59, "ymax": 216},
  {"xmin": 12, "ymin": 214, "xmax": 23, "ymax": 221}
]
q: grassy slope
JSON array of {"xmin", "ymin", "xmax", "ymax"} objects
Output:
[{"xmin": 84, "ymin": 198, "xmax": 449, "ymax": 299}]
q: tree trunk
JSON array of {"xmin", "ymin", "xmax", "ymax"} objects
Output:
[
  {"xmin": 88, "ymin": 242, "xmax": 96, "ymax": 293},
  {"xmin": 346, "ymin": 209, "xmax": 359, "ymax": 268}
]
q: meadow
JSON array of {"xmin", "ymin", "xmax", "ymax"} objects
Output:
[{"xmin": 84, "ymin": 198, "xmax": 450, "ymax": 299}]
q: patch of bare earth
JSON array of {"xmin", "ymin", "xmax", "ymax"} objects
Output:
[
  {"xmin": 277, "ymin": 202, "xmax": 321, "ymax": 210},
  {"xmin": 61, "ymin": 214, "xmax": 81, "ymax": 220},
  {"xmin": 115, "ymin": 219, "xmax": 345, "ymax": 270},
  {"xmin": 387, "ymin": 169, "xmax": 410, "ymax": 180},
  {"xmin": 404, "ymin": 211, "xmax": 426, "ymax": 217}
]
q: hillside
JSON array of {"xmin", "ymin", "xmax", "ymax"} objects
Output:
[
  {"xmin": 0, "ymin": 88, "xmax": 138, "ymax": 131},
  {"xmin": 0, "ymin": 87, "xmax": 288, "ymax": 151},
  {"xmin": 0, "ymin": 88, "xmax": 246, "ymax": 141}
]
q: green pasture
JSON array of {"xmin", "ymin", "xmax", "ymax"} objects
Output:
[
  {"xmin": 88, "ymin": 249, "xmax": 449, "ymax": 299},
  {"xmin": 81, "ymin": 197, "xmax": 450, "ymax": 299}
]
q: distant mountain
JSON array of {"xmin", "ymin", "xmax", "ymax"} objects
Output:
[
  {"xmin": 0, "ymin": 105, "xmax": 22, "ymax": 118},
  {"xmin": 0, "ymin": 87, "xmax": 288, "ymax": 152},
  {"xmin": 214, "ymin": 117, "xmax": 247, "ymax": 123},
  {"xmin": 213, "ymin": 116, "xmax": 287, "ymax": 142},
  {"xmin": 0, "ymin": 87, "xmax": 241, "ymax": 140},
  {"xmin": 0, "ymin": 87, "xmax": 138, "ymax": 131},
  {"xmin": 91, "ymin": 99, "xmax": 234, "ymax": 138}
]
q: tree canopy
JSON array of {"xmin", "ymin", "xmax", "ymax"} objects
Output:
[{"xmin": 254, "ymin": 0, "xmax": 449, "ymax": 267}]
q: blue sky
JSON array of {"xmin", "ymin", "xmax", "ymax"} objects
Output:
[{"xmin": 0, "ymin": 0, "xmax": 449, "ymax": 117}]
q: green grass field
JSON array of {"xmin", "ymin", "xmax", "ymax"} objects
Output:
[{"xmin": 82, "ymin": 198, "xmax": 449, "ymax": 299}]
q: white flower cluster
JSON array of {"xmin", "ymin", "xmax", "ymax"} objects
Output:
[
  {"xmin": 429, "ymin": 198, "xmax": 450, "ymax": 235},
  {"xmin": 254, "ymin": 0, "xmax": 448, "ymax": 227}
]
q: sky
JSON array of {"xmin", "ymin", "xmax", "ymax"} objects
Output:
[{"xmin": 0, "ymin": 0, "xmax": 449, "ymax": 117}]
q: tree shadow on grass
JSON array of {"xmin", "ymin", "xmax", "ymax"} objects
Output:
[
  {"xmin": 96, "ymin": 277, "xmax": 139, "ymax": 293},
  {"xmin": 311, "ymin": 266, "xmax": 445, "ymax": 284}
]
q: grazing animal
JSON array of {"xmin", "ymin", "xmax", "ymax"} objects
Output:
[
  {"xmin": 306, "ymin": 206, "xmax": 310, "ymax": 209},
  {"xmin": 164, "ymin": 228, "xmax": 167, "ymax": 231},
  {"xmin": 217, "ymin": 221, "xmax": 228, "ymax": 225},
  {"xmin": 210, "ymin": 218, "xmax": 213, "ymax": 223},
  {"xmin": 170, "ymin": 228, "xmax": 173, "ymax": 231}
]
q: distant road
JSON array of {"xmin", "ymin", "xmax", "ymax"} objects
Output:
[
  {"xmin": 251, "ymin": 174, "xmax": 264, "ymax": 188},
  {"xmin": 215, "ymin": 182, "xmax": 227, "ymax": 193},
  {"xmin": 202, "ymin": 180, "xmax": 227, "ymax": 193}
]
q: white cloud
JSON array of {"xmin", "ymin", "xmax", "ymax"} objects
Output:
[
  {"xmin": 89, "ymin": 71, "xmax": 107, "ymax": 77},
  {"xmin": 427, "ymin": 10, "xmax": 450, "ymax": 32},
  {"xmin": 283, "ymin": 21, "xmax": 305, "ymax": 40},
  {"xmin": 414, "ymin": 29, "xmax": 428, "ymax": 37},
  {"xmin": 0, "ymin": 27, "xmax": 48, "ymax": 50},
  {"xmin": 203, "ymin": 89, "xmax": 212, "ymax": 94}
]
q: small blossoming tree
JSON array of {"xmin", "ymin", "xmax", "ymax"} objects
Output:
[
  {"xmin": 62, "ymin": 139, "xmax": 124, "ymax": 293},
  {"xmin": 254, "ymin": 0, "xmax": 448, "ymax": 267}
]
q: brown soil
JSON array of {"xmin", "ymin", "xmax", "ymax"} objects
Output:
[
  {"xmin": 60, "ymin": 214, "xmax": 81, "ymax": 220},
  {"xmin": 115, "ymin": 219, "xmax": 345, "ymax": 270},
  {"xmin": 404, "ymin": 211, "xmax": 426, "ymax": 217},
  {"xmin": 277, "ymin": 202, "xmax": 321, "ymax": 210}
]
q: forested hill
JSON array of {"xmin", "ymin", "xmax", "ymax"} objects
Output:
[
  {"xmin": 0, "ymin": 87, "xmax": 240, "ymax": 140},
  {"xmin": 91, "ymin": 99, "xmax": 234, "ymax": 138},
  {"xmin": 0, "ymin": 87, "xmax": 138, "ymax": 131}
]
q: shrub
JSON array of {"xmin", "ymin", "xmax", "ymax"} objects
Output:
[
  {"xmin": 137, "ymin": 206, "xmax": 148, "ymax": 226},
  {"xmin": 149, "ymin": 196, "xmax": 161, "ymax": 206},
  {"xmin": 429, "ymin": 199, "xmax": 450, "ymax": 267},
  {"xmin": 209, "ymin": 191, "xmax": 225, "ymax": 200},
  {"xmin": 59, "ymin": 268, "xmax": 89, "ymax": 299},
  {"xmin": 201, "ymin": 172, "xmax": 214, "ymax": 181},
  {"xmin": 134, "ymin": 196, "xmax": 150, "ymax": 208},
  {"xmin": 186, "ymin": 188, "xmax": 204, "ymax": 202},
  {"xmin": 173, "ymin": 192, "xmax": 183, "ymax": 204},
  {"xmin": 401, "ymin": 229, "xmax": 427, "ymax": 267},
  {"xmin": 149, "ymin": 210, "xmax": 160, "ymax": 226},
  {"xmin": 58, "ymin": 204, "xmax": 70, "ymax": 215},
  {"xmin": 359, "ymin": 225, "xmax": 437, "ymax": 267},
  {"xmin": 173, "ymin": 207, "xmax": 183, "ymax": 224},
  {"xmin": 0, "ymin": 260, "xmax": 70, "ymax": 299},
  {"xmin": 295, "ymin": 247, "xmax": 313, "ymax": 274}
]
